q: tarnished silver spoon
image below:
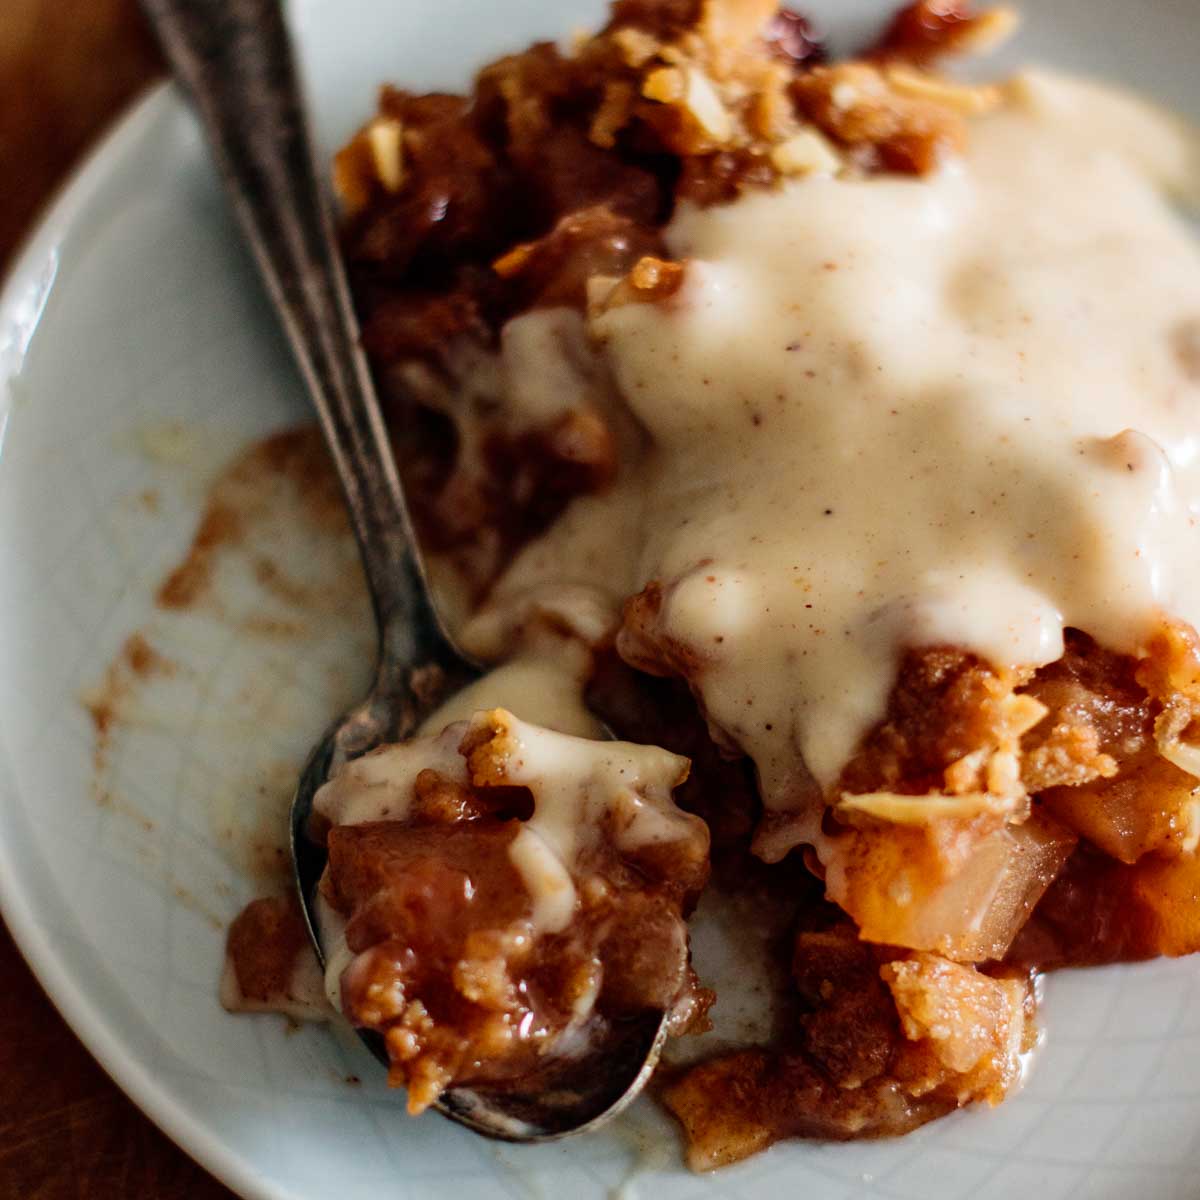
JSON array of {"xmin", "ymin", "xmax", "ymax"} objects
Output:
[{"xmin": 142, "ymin": 0, "xmax": 668, "ymax": 1142}]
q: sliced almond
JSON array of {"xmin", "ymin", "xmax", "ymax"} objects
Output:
[
  {"xmin": 642, "ymin": 65, "xmax": 686, "ymax": 104},
  {"xmin": 836, "ymin": 789, "xmax": 1023, "ymax": 825},
  {"xmin": 771, "ymin": 128, "xmax": 843, "ymax": 176},
  {"xmin": 643, "ymin": 65, "xmax": 733, "ymax": 144},
  {"xmin": 682, "ymin": 68, "xmax": 734, "ymax": 142},
  {"xmin": 885, "ymin": 65, "xmax": 1004, "ymax": 115},
  {"xmin": 366, "ymin": 117, "xmax": 405, "ymax": 192},
  {"xmin": 1003, "ymin": 692, "xmax": 1050, "ymax": 737}
]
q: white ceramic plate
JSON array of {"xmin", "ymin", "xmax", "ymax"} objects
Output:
[{"xmin": 2, "ymin": 2, "xmax": 1199, "ymax": 1198}]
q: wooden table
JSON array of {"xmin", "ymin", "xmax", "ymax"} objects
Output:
[{"xmin": 0, "ymin": 3, "xmax": 234, "ymax": 1195}]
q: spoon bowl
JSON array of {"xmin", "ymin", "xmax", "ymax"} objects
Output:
[
  {"xmin": 288, "ymin": 691, "xmax": 671, "ymax": 1141},
  {"xmin": 143, "ymin": 0, "xmax": 671, "ymax": 1142}
]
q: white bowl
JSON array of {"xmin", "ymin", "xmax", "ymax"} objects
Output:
[{"xmin": 1, "ymin": 2, "xmax": 1198, "ymax": 1197}]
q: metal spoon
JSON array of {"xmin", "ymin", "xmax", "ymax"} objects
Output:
[{"xmin": 142, "ymin": 0, "xmax": 668, "ymax": 1142}]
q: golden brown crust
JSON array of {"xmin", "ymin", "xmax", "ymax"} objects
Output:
[
  {"xmin": 663, "ymin": 924, "xmax": 1030, "ymax": 1167},
  {"xmin": 663, "ymin": 1049, "xmax": 949, "ymax": 1170},
  {"xmin": 883, "ymin": 953, "xmax": 1030, "ymax": 1103}
]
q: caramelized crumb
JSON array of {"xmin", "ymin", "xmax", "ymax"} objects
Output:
[{"xmin": 225, "ymin": 894, "xmax": 311, "ymax": 1005}]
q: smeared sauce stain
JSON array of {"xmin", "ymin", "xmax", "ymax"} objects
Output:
[
  {"xmin": 173, "ymin": 884, "xmax": 224, "ymax": 931},
  {"xmin": 157, "ymin": 501, "xmax": 243, "ymax": 609},
  {"xmin": 82, "ymin": 632, "xmax": 176, "ymax": 768},
  {"xmin": 227, "ymin": 762, "xmax": 305, "ymax": 887},
  {"xmin": 83, "ymin": 423, "xmax": 373, "ymax": 894},
  {"xmin": 156, "ymin": 428, "xmax": 348, "ymax": 615}
]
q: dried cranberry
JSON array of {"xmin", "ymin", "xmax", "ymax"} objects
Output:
[{"xmin": 763, "ymin": 10, "xmax": 824, "ymax": 68}]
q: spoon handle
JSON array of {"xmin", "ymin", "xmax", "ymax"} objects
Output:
[{"xmin": 142, "ymin": 0, "xmax": 462, "ymax": 677}]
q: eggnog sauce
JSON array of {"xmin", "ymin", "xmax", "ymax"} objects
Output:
[
  {"xmin": 459, "ymin": 71, "xmax": 1200, "ymax": 837},
  {"xmin": 314, "ymin": 704, "xmax": 701, "ymax": 935}
]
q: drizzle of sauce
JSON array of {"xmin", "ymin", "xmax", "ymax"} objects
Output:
[{"xmin": 315, "ymin": 709, "xmax": 701, "ymax": 935}]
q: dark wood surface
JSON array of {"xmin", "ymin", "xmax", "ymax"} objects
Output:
[{"xmin": 0, "ymin": 2, "xmax": 235, "ymax": 1196}]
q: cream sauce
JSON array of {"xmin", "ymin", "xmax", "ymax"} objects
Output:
[
  {"xmin": 316, "ymin": 644, "xmax": 604, "ymax": 827},
  {"xmin": 460, "ymin": 71, "xmax": 1200, "ymax": 838},
  {"xmin": 314, "ymin": 708, "xmax": 703, "ymax": 934},
  {"xmin": 486, "ymin": 710, "xmax": 697, "ymax": 931},
  {"xmin": 416, "ymin": 642, "xmax": 605, "ymax": 739}
]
